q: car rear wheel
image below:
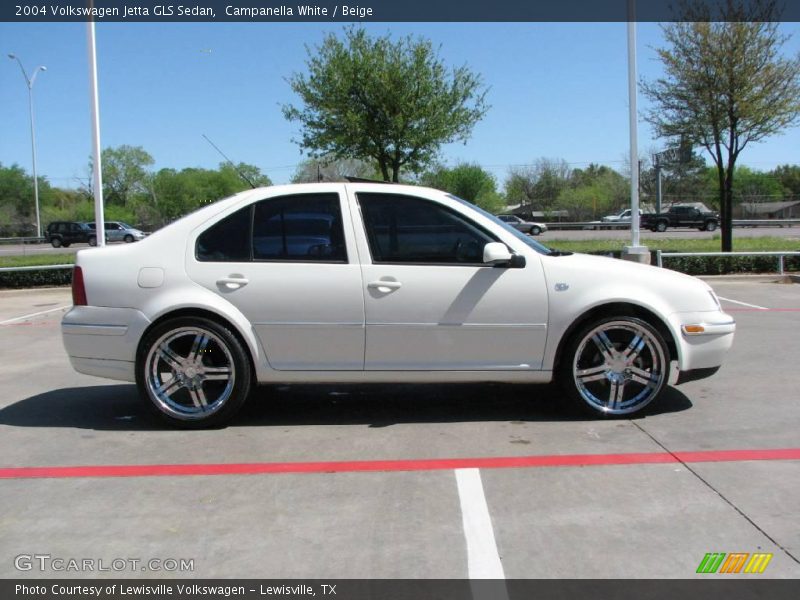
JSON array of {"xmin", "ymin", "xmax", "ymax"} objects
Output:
[
  {"xmin": 136, "ymin": 317, "xmax": 252, "ymax": 428},
  {"xmin": 124, "ymin": 234, "xmax": 134, "ymax": 243},
  {"xmin": 51, "ymin": 238, "xmax": 62, "ymax": 248},
  {"xmin": 88, "ymin": 236, "xmax": 97, "ymax": 247},
  {"xmin": 559, "ymin": 316, "xmax": 670, "ymax": 417}
]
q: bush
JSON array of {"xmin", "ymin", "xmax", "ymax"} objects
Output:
[
  {"xmin": 0, "ymin": 268, "xmax": 72, "ymax": 288},
  {"xmin": 588, "ymin": 251, "xmax": 799, "ymax": 275}
]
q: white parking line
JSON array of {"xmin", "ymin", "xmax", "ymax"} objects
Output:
[
  {"xmin": 455, "ymin": 468, "xmax": 506, "ymax": 579},
  {"xmin": 0, "ymin": 305, "xmax": 71, "ymax": 325},
  {"xmin": 717, "ymin": 296, "xmax": 768, "ymax": 310}
]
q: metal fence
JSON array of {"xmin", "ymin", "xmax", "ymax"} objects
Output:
[
  {"xmin": 656, "ymin": 250, "xmax": 800, "ymax": 275},
  {"xmin": 544, "ymin": 218, "xmax": 800, "ymax": 231}
]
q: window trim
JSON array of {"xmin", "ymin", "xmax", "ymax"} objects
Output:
[
  {"xmin": 356, "ymin": 192, "xmax": 501, "ymax": 267},
  {"xmin": 195, "ymin": 192, "xmax": 349, "ymax": 264}
]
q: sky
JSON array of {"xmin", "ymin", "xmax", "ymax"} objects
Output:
[{"xmin": 1, "ymin": 21, "xmax": 799, "ymax": 190}]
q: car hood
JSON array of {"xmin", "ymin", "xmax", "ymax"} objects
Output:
[{"xmin": 540, "ymin": 252, "xmax": 718, "ymax": 314}]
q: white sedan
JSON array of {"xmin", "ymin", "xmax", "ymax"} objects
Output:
[{"xmin": 62, "ymin": 183, "xmax": 735, "ymax": 427}]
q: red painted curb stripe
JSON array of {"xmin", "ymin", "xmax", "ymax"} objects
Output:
[
  {"xmin": 725, "ymin": 308, "xmax": 800, "ymax": 312},
  {"xmin": 1, "ymin": 448, "xmax": 798, "ymax": 480}
]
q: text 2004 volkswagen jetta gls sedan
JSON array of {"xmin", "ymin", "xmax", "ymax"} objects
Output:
[{"xmin": 62, "ymin": 183, "xmax": 735, "ymax": 428}]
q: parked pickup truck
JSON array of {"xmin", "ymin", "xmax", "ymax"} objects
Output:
[{"xmin": 640, "ymin": 204, "xmax": 719, "ymax": 232}]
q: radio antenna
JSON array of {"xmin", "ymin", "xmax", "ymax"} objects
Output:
[{"xmin": 201, "ymin": 133, "xmax": 256, "ymax": 189}]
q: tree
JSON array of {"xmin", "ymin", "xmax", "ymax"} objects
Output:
[
  {"xmin": 0, "ymin": 163, "xmax": 58, "ymax": 235},
  {"xmin": 150, "ymin": 163, "xmax": 271, "ymax": 224},
  {"xmin": 420, "ymin": 162, "xmax": 502, "ymax": 211},
  {"xmin": 96, "ymin": 145, "xmax": 155, "ymax": 206},
  {"xmin": 283, "ymin": 27, "xmax": 489, "ymax": 182},
  {"xmin": 504, "ymin": 158, "xmax": 571, "ymax": 212},
  {"xmin": 771, "ymin": 164, "xmax": 800, "ymax": 197},
  {"xmin": 290, "ymin": 156, "xmax": 378, "ymax": 183},
  {"xmin": 641, "ymin": 1, "xmax": 800, "ymax": 251}
]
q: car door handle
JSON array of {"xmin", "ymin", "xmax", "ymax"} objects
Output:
[
  {"xmin": 217, "ymin": 276, "xmax": 249, "ymax": 290},
  {"xmin": 368, "ymin": 280, "xmax": 402, "ymax": 291}
]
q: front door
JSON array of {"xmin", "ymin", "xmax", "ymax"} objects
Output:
[{"xmin": 354, "ymin": 192, "xmax": 548, "ymax": 371}]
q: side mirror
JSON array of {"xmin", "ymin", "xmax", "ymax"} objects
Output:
[{"xmin": 483, "ymin": 242, "xmax": 525, "ymax": 268}]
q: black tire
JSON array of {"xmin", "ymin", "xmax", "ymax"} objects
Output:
[
  {"xmin": 88, "ymin": 236, "xmax": 97, "ymax": 247},
  {"xmin": 705, "ymin": 221, "xmax": 717, "ymax": 232},
  {"xmin": 51, "ymin": 238, "xmax": 62, "ymax": 248},
  {"xmin": 558, "ymin": 315, "xmax": 670, "ymax": 418},
  {"xmin": 124, "ymin": 234, "xmax": 134, "ymax": 243},
  {"xmin": 62, "ymin": 242, "xmax": 71, "ymax": 248},
  {"xmin": 531, "ymin": 226, "xmax": 542, "ymax": 236},
  {"xmin": 655, "ymin": 221, "xmax": 668, "ymax": 233},
  {"xmin": 136, "ymin": 316, "xmax": 252, "ymax": 428}
]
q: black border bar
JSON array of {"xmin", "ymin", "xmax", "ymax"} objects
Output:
[
  {"xmin": 4, "ymin": 579, "xmax": 800, "ymax": 600},
  {"xmin": 4, "ymin": 1, "xmax": 800, "ymax": 23}
]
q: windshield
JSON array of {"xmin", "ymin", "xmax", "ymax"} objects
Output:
[{"xmin": 448, "ymin": 194, "xmax": 553, "ymax": 255}]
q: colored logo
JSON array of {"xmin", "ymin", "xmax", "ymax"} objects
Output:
[{"xmin": 696, "ymin": 552, "xmax": 773, "ymax": 574}]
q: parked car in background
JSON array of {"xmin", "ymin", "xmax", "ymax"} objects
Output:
[
  {"xmin": 62, "ymin": 183, "xmax": 735, "ymax": 428},
  {"xmin": 641, "ymin": 203, "xmax": 719, "ymax": 232},
  {"xmin": 601, "ymin": 208, "xmax": 643, "ymax": 223},
  {"xmin": 496, "ymin": 214, "xmax": 548, "ymax": 235},
  {"xmin": 45, "ymin": 221, "xmax": 100, "ymax": 248},
  {"xmin": 87, "ymin": 221, "xmax": 147, "ymax": 243}
]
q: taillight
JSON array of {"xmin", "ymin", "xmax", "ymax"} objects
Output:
[{"xmin": 72, "ymin": 266, "xmax": 87, "ymax": 306}]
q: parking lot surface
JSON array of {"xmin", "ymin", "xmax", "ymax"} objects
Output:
[{"xmin": 0, "ymin": 279, "xmax": 798, "ymax": 579}]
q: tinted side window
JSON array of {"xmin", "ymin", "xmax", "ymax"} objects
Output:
[
  {"xmin": 358, "ymin": 193, "xmax": 496, "ymax": 264},
  {"xmin": 196, "ymin": 206, "xmax": 252, "ymax": 262},
  {"xmin": 252, "ymin": 193, "xmax": 346, "ymax": 262}
]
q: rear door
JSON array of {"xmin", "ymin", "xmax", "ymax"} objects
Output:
[{"xmin": 186, "ymin": 186, "xmax": 366, "ymax": 370}]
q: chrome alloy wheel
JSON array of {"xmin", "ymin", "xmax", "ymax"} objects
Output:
[
  {"xmin": 144, "ymin": 326, "xmax": 235, "ymax": 420},
  {"xmin": 572, "ymin": 320, "xmax": 667, "ymax": 415}
]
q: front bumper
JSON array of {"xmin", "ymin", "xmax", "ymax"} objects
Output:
[{"xmin": 669, "ymin": 310, "xmax": 735, "ymax": 382}]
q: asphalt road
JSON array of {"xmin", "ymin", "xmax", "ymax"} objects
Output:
[{"xmin": 0, "ymin": 280, "xmax": 798, "ymax": 580}]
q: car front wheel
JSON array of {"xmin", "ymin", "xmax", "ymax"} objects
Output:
[
  {"xmin": 559, "ymin": 316, "xmax": 670, "ymax": 417},
  {"xmin": 136, "ymin": 317, "xmax": 252, "ymax": 428},
  {"xmin": 531, "ymin": 226, "xmax": 542, "ymax": 235},
  {"xmin": 124, "ymin": 234, "xmax": 134, "ymax": 243},
  {"xmin": 88, "ymin": 236, "xmax": 97, "ymax": 247},
  {"xmin": 705, "ymin": 221, "xmax": 717, "ymax": 232},
  {"xmin": 51, "ymin": 238, "xmax": 62, "ymax": 248},
  {"xmin": 655, "ymin": 221, "xmax": 667, "ymax": 233}
]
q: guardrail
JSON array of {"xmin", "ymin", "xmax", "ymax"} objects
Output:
[
  {"xmin": 0, "ymin": 264, "xmax": 73, "ymax": 273},
  {"xmin": 545, "ymin": 218, "xmax": 800, "ymax": 231},
  {"xmin": 656, "ymin": 250, "xmax": 800, "ymax": 275},
  {"xmin": 0, "ymin": 236, "xmax": 45, "ymax": 245}
]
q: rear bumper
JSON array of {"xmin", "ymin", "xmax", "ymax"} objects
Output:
[{"xmin": 62, "ymin": 306, "xmax": 151, "ymax": 382}]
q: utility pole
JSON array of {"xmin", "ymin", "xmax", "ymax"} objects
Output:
[{"xmin": 654, "ymin": 156, "xmax": 663, "ymax": 214}]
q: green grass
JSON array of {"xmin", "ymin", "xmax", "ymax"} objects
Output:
[
  {"xmin": 547, "ymin": 236, "xmax": 800, "ymax": 254},
  {"xmin": 0, "ymin": 253, "xmax": 75, "ymax": 268}
]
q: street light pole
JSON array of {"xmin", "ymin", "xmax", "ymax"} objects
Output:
[
  {"xmin": 622, "ymin": 0, "xmax": 649, "ymax": 264},
  {"xmin": 8, "ymin": 54, "xmax": 46, "ymax": 239}
]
